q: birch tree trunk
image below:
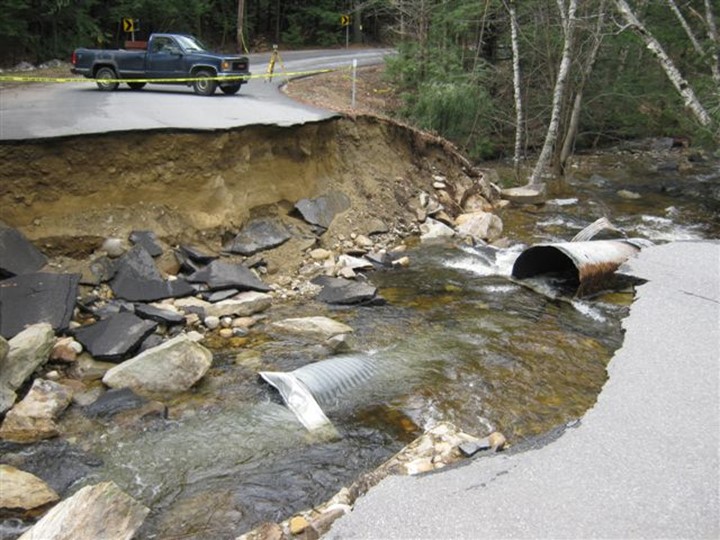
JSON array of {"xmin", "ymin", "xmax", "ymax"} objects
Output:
[
  {"xmin": 666, "ymin": 0, "xmax": 704, "ymax": 56},
  {"xmin": 237, "ymin": 0, "xmax": 246, "ymax": 52},
  {"xmin": 528, "ymin": 0, "xmax": 577, "ymax": 187},
  {"xmin": 614, "ymin": 0, "xmax": 712, "ymax": 128},
  {"xmin": 703, "ymin": 0, "xmax": 720, "ymax": 86},
  {"xmin": 558, "ymin": 0, "xmax": 607, "ymax": 175},
  {"xmin": 507, "ymin": 0, "xmax": 524, "ymax": 176}
]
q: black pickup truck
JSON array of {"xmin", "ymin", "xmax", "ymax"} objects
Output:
[{"xmin": 71, "ymin": 33, "xmax": 251, "ymax": 96}]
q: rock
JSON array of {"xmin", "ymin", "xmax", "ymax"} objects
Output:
[
  {"xmin": 110, "ymin": 245, "xmax": 194, "ymax": 302},
  {"xmin": 488, "ymin": 431, "xmax": 507, "ymax": 451},
  {"xmin": 501, "ymin": 183, "xmax": 547, "ymax": 205},
  {"xmin": 204, "ymin": 315, "xmax": 221, "ymax": 329},
  {"xmin": 458, "ymin": 437, "xmax": 492, "ymax": 457},
  {"xmin": 294, "ymin": 191, "xmax": 351, "ymax": 230},
  {"xmin": 85, "ymin": 255, "xmax": 117, "ymax": 284},
  {"xmin": 0, "ymin": 379, "xmax": 73, "ymax": 443},
  {"xmin": 419, "ymin": 218, "xmax": 455, "ymax": 243},
  {"xmin": 271, "ymin": 316, "xmax": 353, "ymax": 341},
  {"xmin": 237, "ymin": 522, "xmax": 284, "ymax": 540},
  {"xmin": 202, "ymin": 289, "xmax": 240, "ymax": 303},
  {"xmin": 17, "ymin": 481, "xmax": 149, "ymax": 540},
  {"xmin": 204, "ymin": 292, "xmax": 273, "ymax": 318},
  {"xmin": 218, "ymin": 328, "xmax": 233, "ymax": 338},
  {"xmin": 313, "ymin": 276, "xmax": 379, "ymax": 305},
  {"xmin": 617, "ymin": 189, "xmax": 641, "ymax": 200},
  {"xmin": 0, "ymin": 323, "xmax": 55, "ymax": 414},
  {"xmin": 0, "ymin": 465, "xmax": 59, "ymax": 516},
  {"xmin": 355, "ymin": 234, "xmax": 374, "ymax": 248},
  {"xmin": 364, "ymin": 218, "xmax": 389, "ymax": 235},
  {"xmin": 133, "ymin": 303, "xmax": 185, "ymax": 326},
  {"xmin": 337, "ymin": 267, "xmax": 356, "ymax": 279},
  {"xmin": 187, "ymin": 260, "xmax": 270, "ymax": 292},
  {"xmin": 0, "ymin": 272, "xmax": 80, "ymax": 339},
  {"xmin": 102, "ymin": 334, "xmax": 213, "ymax": 394},
  {"xmin": 0, "ymin": 335, "xmax": 8, "ymax": 362},
  {"xmin": 289, "ymin": 515, "xmax": 310, "ymax": 535},
  {"xmin": 223, "ymin": 217, "xmax": 292, "ymax": 255},
  {"xmin": 310, "ymin": 248, "xmax": 333, "ymax": 261},
  {"xmin": 101, "ymin": 237, "xmax": 125, "ymax": 258},
  {"xmin": 337, "ymin": 254, "xmax": 374, "ymax": 271},
  {"xmin": 50, "ymin": 337, "xmax": 81, "ymax": 363},
  {"xmin": 129, "ymin": 230, "xmax": 163, "ymax": 257},
  {"xmin": 0, "ymin": 224, "xmax": 47, "ymax": 278},
  {"xmin": 67, "ymin": 354, "xmax": 116, "ymax": 381},
  {"xmin": 456, "ymin": 211, "xmax": 503, "ymax": 243},
  {"xmin": 83, "ymin": 387, "xmax": 153, "ymax": 419},
  {"xmin": 72, "ymin": 312, "xmax": 158, "ymax": 362},
  {"xmin": 392, "ymin": 256, "xmax": 411, "ymax": 268}
]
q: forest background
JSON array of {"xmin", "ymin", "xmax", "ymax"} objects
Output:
[{"xmin": 1, "ymin": 0, "xmax": 718, "ymax": 170}]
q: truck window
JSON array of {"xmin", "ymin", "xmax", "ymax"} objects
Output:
[{"xmin": 151, "ymin": 37, "xmax": 179, "ymax": 54}]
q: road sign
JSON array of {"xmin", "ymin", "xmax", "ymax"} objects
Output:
[
  {"xmin": 122, "ymin": 18, "xmax": 135, "ymax": 33},
  {"xmin": 340, "ymin": 15, "xmax": 351, "ymax": 27}
]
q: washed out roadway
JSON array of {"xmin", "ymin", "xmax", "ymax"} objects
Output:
[{"xmin": 328, "ymin": 241, "xmax": 720, "ymax": 539}]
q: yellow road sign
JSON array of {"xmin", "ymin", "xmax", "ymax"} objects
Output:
[
  {"xmin": 122, "ymin": 18, "xmax": 135, "ymax": 33},
  {"xmin": 340, "ymin": 15, "xmax": 351, "ymax": 27}
]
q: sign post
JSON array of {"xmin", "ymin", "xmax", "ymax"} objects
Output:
[{"xmin": 340, "ymin": 15, "xmax": 351, "ymax": 48}]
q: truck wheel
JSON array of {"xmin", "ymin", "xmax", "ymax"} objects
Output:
[
  {"xmin": 127, "ymin": 82, "xmax": 146, "ymax": 90},
  {"xmin": 193, "ymin": 70, "xmax": 217, "ymax": 96},
  {"xmin": 220, "ymin": 84, "xmax": 241, "ymax": 95},
  {"xmin": 95, "ymin": 67, "xmax": 119, "ymax": 91}
]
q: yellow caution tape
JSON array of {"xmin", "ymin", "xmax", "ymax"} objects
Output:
[{"xmin": 0, "ymin": 66, "xmax": 349, "ymax": 84}]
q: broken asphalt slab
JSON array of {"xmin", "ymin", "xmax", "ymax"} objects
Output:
[
  {"xmin": 72, "ymin": 312, "xmax": 158, "ymax": 361},
  {"xmin": 0, "ymin": 224, "xmax": 47, "ymax": 278},
  {"xmin": 328, "ymin": 241, "xmax": 719, "ymax": 539},
  {"xmin": 313, "ymin": 276, "xmax": 380, "ymax": 305},
  {"xmin": 187, "ymin": 260, "xmax": 270, "ymax": 292},
  {"xmin": 294, "ymin": 191, "xmax": 350, "ymax": 230},
  {"xmin": 110, "ymin": 245, "xmax": 194, "ymax": 302},
  {"xmin": 0, "ymin": 273, "xmax": 80, "ymax": 339},
  {"xmin": 223, "ymin": 217, "xmax": 292, "ymax": 256}
]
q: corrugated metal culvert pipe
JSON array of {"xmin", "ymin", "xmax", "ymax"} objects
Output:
[
  {"xmin": 260, "ymin": 355, "xmax": 378, "ymax": 432},
  {"xmin": 511, "ymin": 238, "xmax": 654, "ymax": 296}
]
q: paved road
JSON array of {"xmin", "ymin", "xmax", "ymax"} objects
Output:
[
  {"xmin": 329, "ymin": 241, "xmax": 720, "ymax": 539},
  {"xmin": 0, "ymin": 48, "xmax": 393, "ymax": 140}
]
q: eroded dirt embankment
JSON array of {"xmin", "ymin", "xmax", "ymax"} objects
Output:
[{"xmin": 0, "ymin": 115, "xmax": 485, "ymax": 262}]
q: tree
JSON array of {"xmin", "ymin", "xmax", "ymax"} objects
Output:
[
  {"xmin": 613, "ymin": 0, "xmax": 713, "ymax": 129},
  {"xmin": 506, "ymin": 0, "xmax": 524, "ymax": 176},
  {"xmin": 527, "ymin": 0, "xmax": 578, "ymax": 187}
]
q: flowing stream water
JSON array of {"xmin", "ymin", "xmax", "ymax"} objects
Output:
[{"xmin": 2, "ymin": 150, "xmax": 718, "ymax": 539}]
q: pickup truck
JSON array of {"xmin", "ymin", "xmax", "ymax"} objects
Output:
[{"xmin": 71, "ymin": 33, "xmax": 251, "ymax": 96}]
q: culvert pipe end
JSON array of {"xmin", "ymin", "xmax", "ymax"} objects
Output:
[{"xmin": 511, "ymin": 239, "xmax": 653, "ymax": 296}]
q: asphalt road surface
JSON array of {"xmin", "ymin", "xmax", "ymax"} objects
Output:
[
  {"xmin": 0, "ymin": 48, "xmax": 393, "ymax": 140},
  {"xmin": 329, "ymin": 241, "xmax": 720, "ymax": 539}
]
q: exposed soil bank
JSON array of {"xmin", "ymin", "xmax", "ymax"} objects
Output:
[{"xmin": 0, "ymin": 115, "xmax": 487, "ymax": 275}]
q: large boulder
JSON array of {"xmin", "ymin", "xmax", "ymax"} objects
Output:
[
  {"xmin": 0, "ymin": 379, "xmax": 74, "ymax": 443},
  {"xmin": 0, "ymin": 323, "xmax": 55, "ymax": 414},
  {"xmin": 18, "ymin": 481, "xmax": 149, "ymax": 540},
  {"xmin": 0, "ymin": 465, "xmax": 59, "ymax": 517},
  {"xmin": 102, "ymin": 334, "xmax": 212, "ymax": 394},
  {"xmin": 419, "ymin": 218, "xmax": 456, "ymax": 243},
  {"xmin": 271, "ymin": 316, "xmax": 354, "ymax": 341},
  {"xmin": 455, "ymin": 211, "xmax": 503, "ymax": 243}
]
